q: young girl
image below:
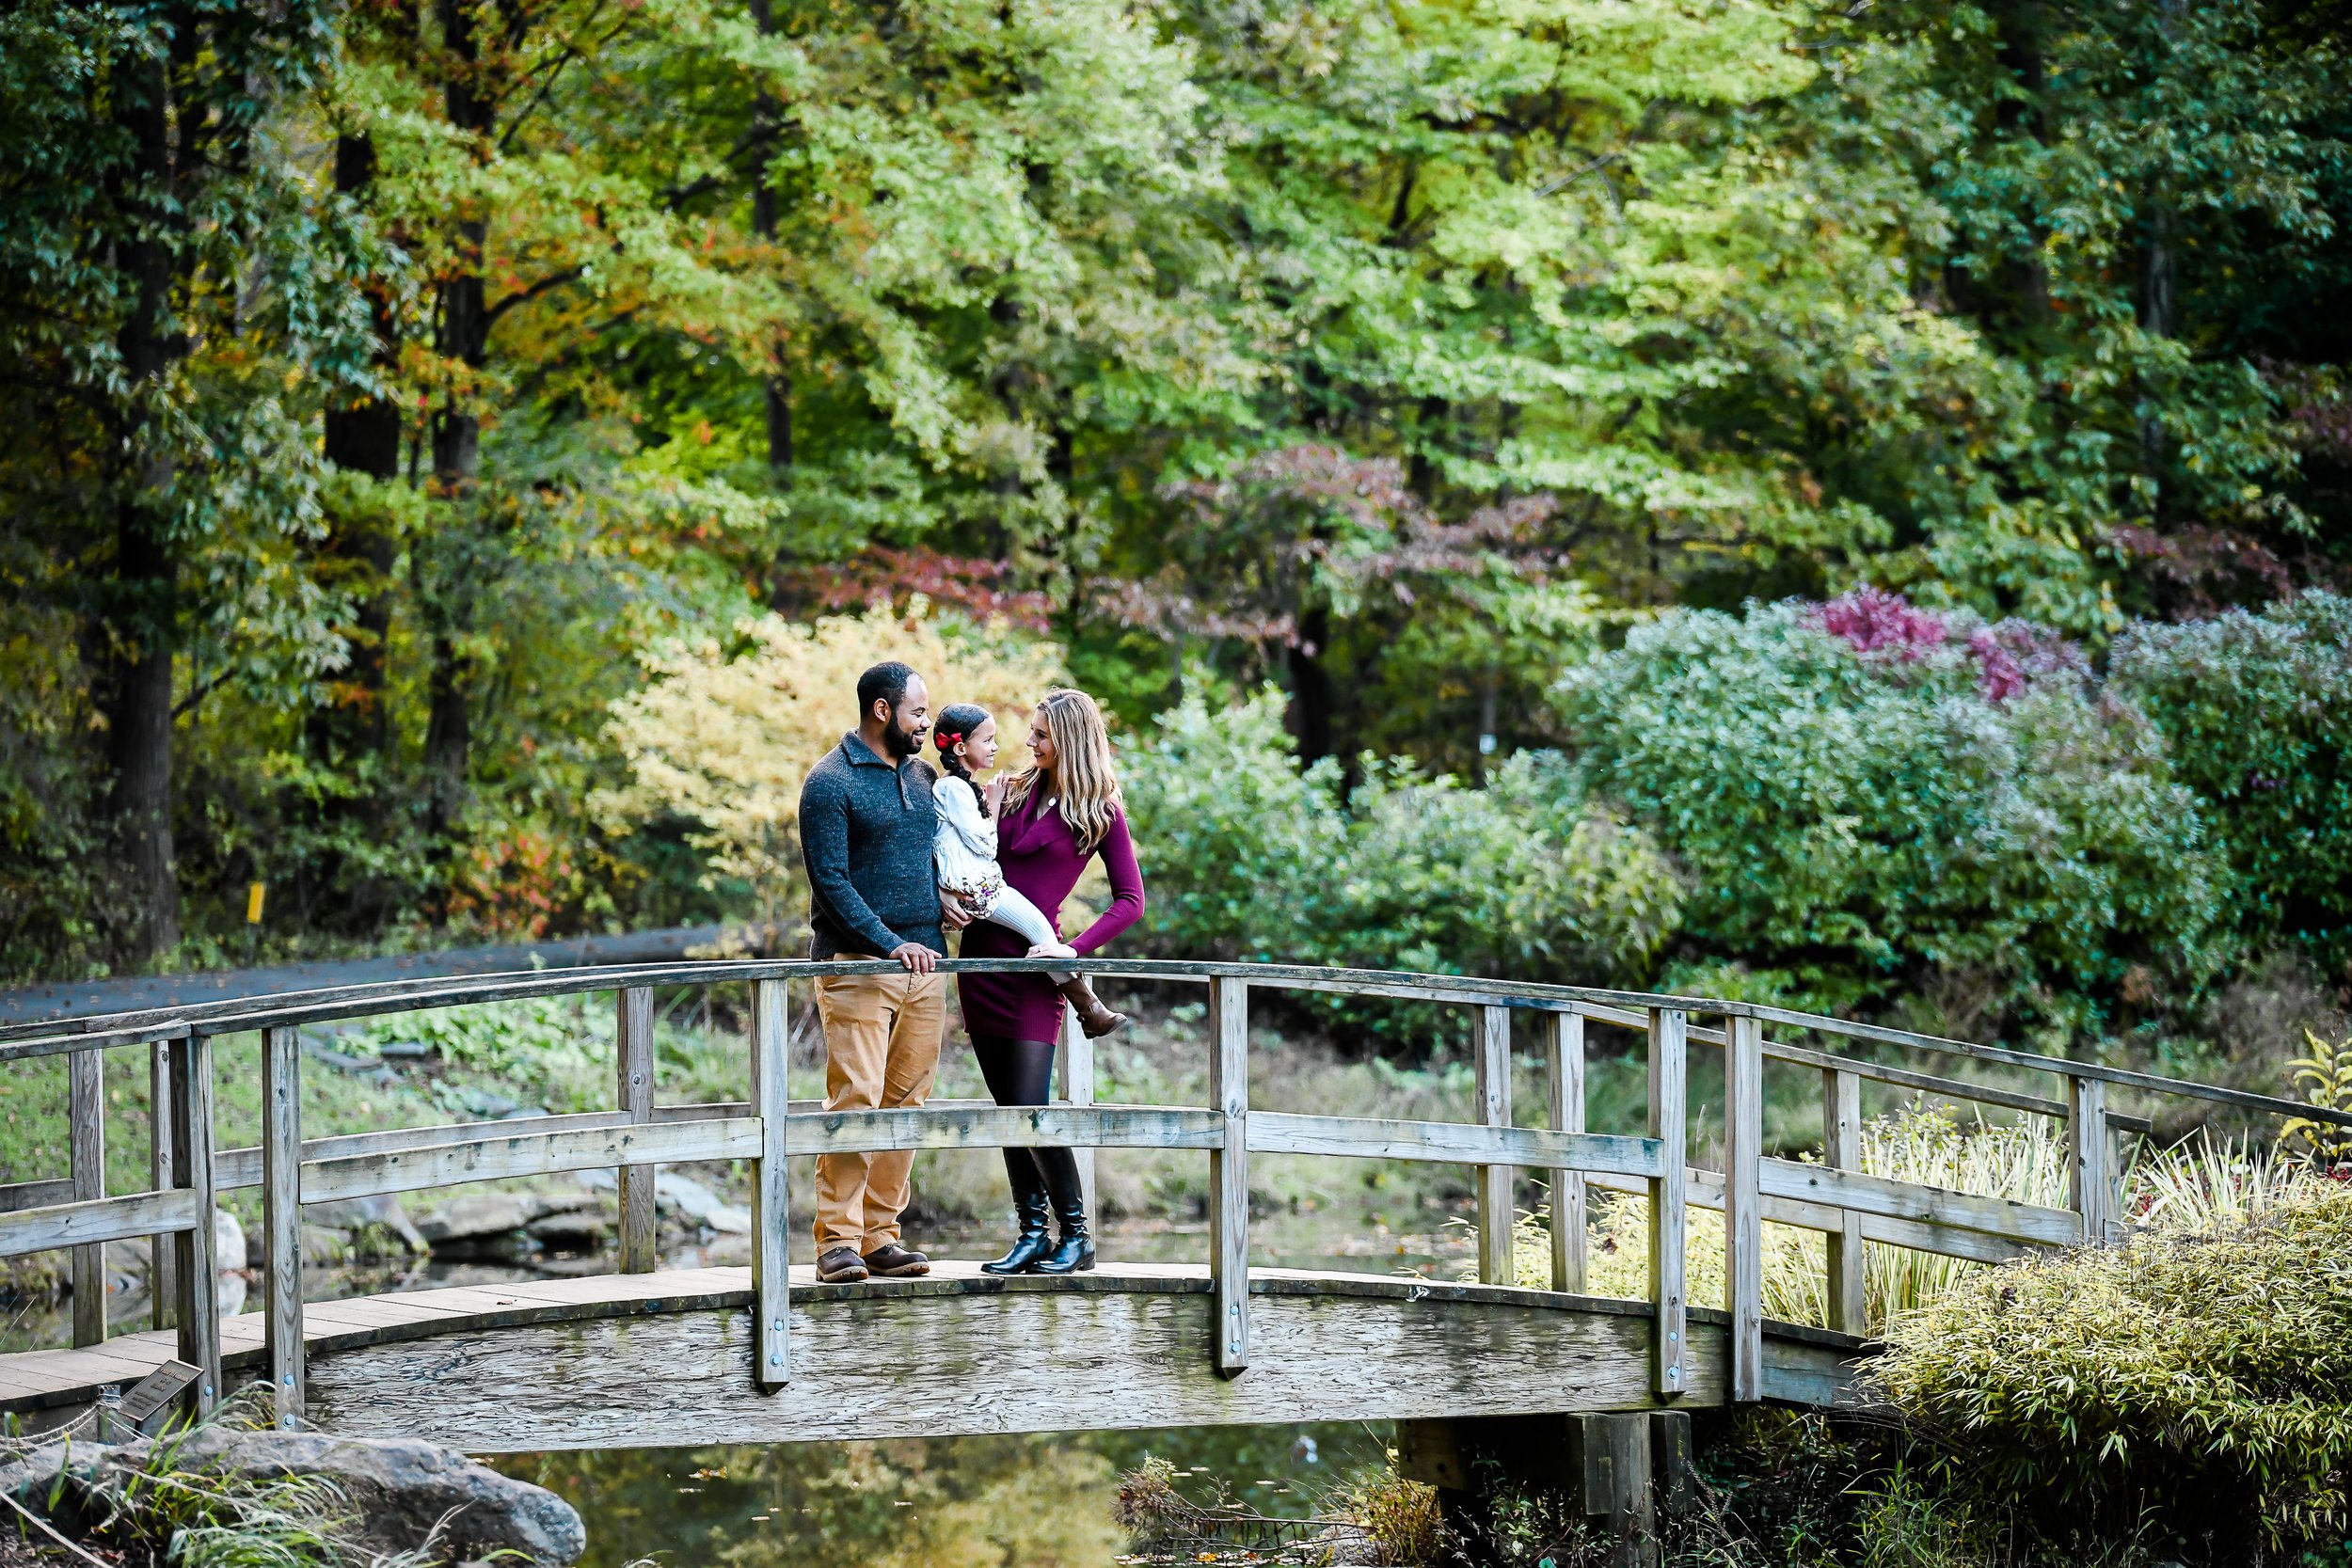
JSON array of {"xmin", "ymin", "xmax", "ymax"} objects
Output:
[{"xmin": 932, "ymin": 704, "xmax": 1128, "ymax": 1037}]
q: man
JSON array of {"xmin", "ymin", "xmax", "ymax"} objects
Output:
[{"xmin": 798, "ymin": 660, "xmax": 973, "ymax": 1282}]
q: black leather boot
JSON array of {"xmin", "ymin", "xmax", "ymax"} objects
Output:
[
  {"xmin": 981, "ymin": 1150, "xmax": 1053, "ymax": 1275},
  {"xmin": 1030, "ymin": 1147, "xmax": 1095, "ymax": 1275}
]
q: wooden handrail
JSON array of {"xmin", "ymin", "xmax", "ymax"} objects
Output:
[
  {"xmin": 2, "ymin": 951, "xmax": 2340, "ymax": 1434},
  {"xmin": 7, "ymin": 956, "xmax": 2339, "ymax": 1129}
]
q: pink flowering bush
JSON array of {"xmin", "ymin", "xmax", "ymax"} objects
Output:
[
  {"xmin": 1551, "ymin": 598, "xmax": 2228, "ymax": 1025},
  {"xmin": 1813, "ymin": 586, "xmax": 1948, "ymax": 660}
]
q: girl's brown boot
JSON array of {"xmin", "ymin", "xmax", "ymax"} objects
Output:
[{"xmin": 1057, "ymin": 974, "xmax": 1128, "ymax": 1037}]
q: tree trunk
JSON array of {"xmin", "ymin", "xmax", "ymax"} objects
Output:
[
  {"xmin": 1288, "ymin": 607, "xmax": 1335, "ymax": 765},
  {"xmin": 422, "ymin": 0, "xmax": 496, "ymax": 848},
  {"xmin": 100, "ymin": 25, "xmax": 187, "ymax": 963},
  {"xmin": 312, "ymin": 135, "xmax": 402, "ymax": 808}
]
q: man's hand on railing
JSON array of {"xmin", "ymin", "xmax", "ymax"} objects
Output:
[{"xmin": 889, "ymin": 942, "xmax": 941, "ymax": 974}]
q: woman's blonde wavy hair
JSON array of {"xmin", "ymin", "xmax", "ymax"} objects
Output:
[{"xmin": 1002, "ymin": 688, "xmax": 1124, "ymax": 855}]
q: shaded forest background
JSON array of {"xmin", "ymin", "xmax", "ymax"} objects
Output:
[{"xmin": 4, "ymin": 0, "xmax": 2349, "ymax": 1068}]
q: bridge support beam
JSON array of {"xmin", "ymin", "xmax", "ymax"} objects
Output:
[{"xmin": 1398, "ymin": 1410, "xmax": 1693, "ymax": 1568}]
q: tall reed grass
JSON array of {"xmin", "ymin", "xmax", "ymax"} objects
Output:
[{"xmin": 1486, "ymin": 1104, "xmax": 2335, "ymax": 1334}]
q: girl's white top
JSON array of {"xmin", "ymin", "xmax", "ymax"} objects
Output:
[{"xmin": 932, "ymin": 774, "xmax": 1003, "ymax": 895}]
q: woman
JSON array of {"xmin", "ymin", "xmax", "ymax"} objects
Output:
[{"xmin": 954, "ymin": 688, "xmax": 1146, "ymax": 1275}]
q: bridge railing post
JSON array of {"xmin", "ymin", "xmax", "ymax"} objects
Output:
[
  {"xmin": 1209, "ymin": 975, "xmax": 1248, "ymax": 1377},
  {"xmin": 1822, "ymin": 1068, "xmax": 1866, "ymax": 1334},
  {"xmin": 1060, "ymin": 1003, "xmax": 1097, "ymax": 1224},
  {"xmin": 1547, "ymin": 1010, "xmax": 1586, "ymax": 1294},
  {"xmin": 751, "ymin": 978, "xmax": 791, "ymax": 1390},
  {"xmin": 2068, "ymin": 1074, "xmax": 2117, "ymax": 1245},
  {"xmin": 263, "ymin": 1023, "xmax": 306, "ymax": 1427},
  {"xmin": 1646, "ymin": 1006, "xmax": 1687, "ymax": 1400},
  {"xmin": 150, "ymin": 1037, "xmax": 178, "ymax": 1332},
  {"xmin": 69, "ymin": 1046, "xmax": 105, "ymax": 1348},
  {"xmin": 617, "ymin": 986, "xmax": 658, "ymax": 1274},
  {"xmin": 1723, "ymin": 1014, "xmax": 1763, "ymax": 1402},
  {"xmin": 1474, "ymin": 1006, "xmax": 1515, "ymax": 1286},
  {"xmin": 169, "ymin": 1029, "xmax": 221, "ymax": 1417}
]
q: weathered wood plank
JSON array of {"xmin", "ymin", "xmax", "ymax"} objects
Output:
[
  {"xmin": 616, "ymin": 986, "xmax": 658, "ymax": 1275},
  {"xmin": 750, "ymin": 978, "xmax": 789, "ymax": 1390},
  {"xmin": 1245, "ymin": 1114, "xmax": 1662, "ymax": 1180},
  {"xmin": 0, "ymin": 1180, "xmax": 74, "ymax": 1214},
  {"xmin": 171, "ymin": 1031, "xmax": 221, "ymax": 1415},
  {"xmin": 300, "ymin": 1274, "xmax": 1800, "ymax": 1451},
  {"xmin": 1758, "ymin": 1158, "xmax": 2080, "ymax": 1246},
  {"xmin": 2070, "ymin": 1076, "xmax": 2115, "ymax": 1245},
  {"xmin": 1209, "ymin": 976, "xmax": 1248, "ymax": 1377},
  {"xmin": 262, "ymin": 1025, "xmax": 304, "ymax": 1428},
  {"xmin": 215, "ymin": 1110, "xmax": 647, "ymax": 1193},
  {"xmin": 1723, "ymin": 1015, "xmax": 1763, "ymax": 1403},
  {"xmin": 788, "ymin": 1105, "xmax": 1224, "ymax": 1154},
  {"xmin": 0, "ymin": 1021, "xmax": 192, "ymax": 1065},
  {"xmin": 69, "ymin": 1048, "xmax": 106, "ymax": 1348},
  {"xmin": 0, "ymin": 1189, "xmax": 203, "ymax": 1256},
  {"xmin": 150, "ymin": 1037, "xmax": 177, "ymax": 1333},
  {"xmin": 1590, "ymin": 1165, "xmax": 2033, "ymax": 1267},
  {"xmin": 299, "ymin": 1117, "xmax": 764, "ymax": 1201},
  {"xmin": 1475, "ymin": 1006, "xmax": 1515, "ymax": 1287},
  {"xmin": 1549, "ymin": 1012, "xmax": 1587, "ymax": 1295},
  {"xmin": 1648, "ymin": 1008, "xmax": 1688, "ymax": 1400},
  {"xmin": 1823, "ymin": 1069, "xmax": 1865, "ymax": 1334}
]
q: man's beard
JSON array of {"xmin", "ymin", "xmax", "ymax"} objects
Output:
[{"xmin": 881, "ymin": 709, "xmax": 922, "ymax": 758}]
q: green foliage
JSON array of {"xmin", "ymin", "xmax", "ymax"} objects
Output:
[
  {"xmin": 1551, "ymin": 600, "xmax": 2232, "ymax": 1026},
  {"xmin": 1876, "ymin": 1187, "xmax": 2352, "ymax": 1555},
  {"xmin": 1121, "ymin": 689, "xmax": 1683, "ymax": 1034},
  {"xmin": 2280, "ymin": 1032, "xmax": 2352, "ymax": 1167},
  {"xmin": 2109, "ymin": 594, "xmax": 2352, "ymax": 972}
]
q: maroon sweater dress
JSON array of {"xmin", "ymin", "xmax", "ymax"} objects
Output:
[{"xmin": 956, "ymin": 789, "xmax": 1146, "ymax": 1041}]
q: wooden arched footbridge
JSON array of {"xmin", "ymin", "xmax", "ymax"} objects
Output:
[{"xmin": 3, "ymin": 959, "xmax": 2338, "ymax": 1455}]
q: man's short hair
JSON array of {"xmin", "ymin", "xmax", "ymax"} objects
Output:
[{"xmin": 857, "ymin": 660, "xmax": 919, "ymax": 716}]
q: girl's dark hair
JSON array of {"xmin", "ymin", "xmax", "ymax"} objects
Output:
[{"xmin": 932, "ymin": 703, "xmax": 995, "ymax": 815}]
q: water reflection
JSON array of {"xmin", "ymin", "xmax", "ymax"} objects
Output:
[{"xmin": 497, "ymin": 1422, "xmax": 1390, "ymax": 1568}]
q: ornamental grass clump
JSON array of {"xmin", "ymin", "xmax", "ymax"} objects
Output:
[{"xmin": 1873, "ymin": 1185, "xmax": 2352, "ymax": 1555}]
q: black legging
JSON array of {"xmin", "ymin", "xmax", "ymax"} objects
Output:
[
  {"xmin": 970, "ymin": 1032, "xmax": 1057, "ymax": 1107},
  {"xmin": 970, "ymin": 1033, "xmax": 1085, "ymax": 1214}
]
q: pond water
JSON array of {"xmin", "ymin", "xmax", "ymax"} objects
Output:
[{"xmin": 495, "ymin": 1420, "xmax": 1395, "ymax": 1568}]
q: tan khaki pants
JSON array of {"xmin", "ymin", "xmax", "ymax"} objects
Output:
[{"xmin": 812, "ymin": 970, "xmax": 946, "ymax": 1254}]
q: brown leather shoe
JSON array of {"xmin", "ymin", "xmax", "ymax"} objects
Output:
[
  {"xmin": 861, "ymin": 1243, "xmax": 930, "ymax": 1277},
  {"xmin": 816, "ymin": 1245, "xmax": 868, "ymax": 1282}
]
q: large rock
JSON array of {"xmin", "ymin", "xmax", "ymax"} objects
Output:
[
  {"xmin": 214, "ymin": 1206, "xmax": 248, "ymax": 1273},
  {"xmin": 87, "ymin": 1429, "xmax": 584, "ymax": 1565},
  {"xmin": 415, "ymin": 1193, "xmax": 534, "ymax": 1245},
  {"xmin": 656, "ymin": 1171, "xmax": 753, "ymax": 1234},
  {"xmin": 304, "ymin": 1194, "xmax": 429, "ymax": 1256}
]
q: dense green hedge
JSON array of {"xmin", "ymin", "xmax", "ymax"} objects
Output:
[
  {"xmin": 1120, "ymin": 690, "xmax": 1682, "ymax": 1032},
  {"xmin": 1874, "ymin": 1185, "xmax": 2352, "ymax": 1557},
  {"xmin": 2111, "ymin": 593, "xmax": 2352, "ymax": 974},
  {"xmin": 1549, "ymin": 594, "xmax": 2233, "ymax": 1027},
  {"xmin": 1123, "ymin": 592, "xmax": 2350, "ymax": 1043}
]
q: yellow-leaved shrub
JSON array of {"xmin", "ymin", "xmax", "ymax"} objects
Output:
[{"xmin": 597, "ymin": 604, "xmax": 1063, "ymax": 923}]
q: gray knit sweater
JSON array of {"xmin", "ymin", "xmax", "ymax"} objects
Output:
[{"xmin": 798, "ymin": 733, "xmax": 945, "ymax": 959}]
